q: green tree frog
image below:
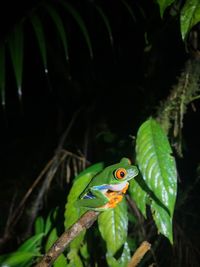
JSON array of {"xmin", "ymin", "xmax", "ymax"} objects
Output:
[{"xmin": 77, "ymin": 158, "xmax": 139, "ymax": 211}]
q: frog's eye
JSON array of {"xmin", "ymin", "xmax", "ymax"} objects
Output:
[{"xmin": 115, "ymin": 168, "xmax": 127, "ymax": 179}]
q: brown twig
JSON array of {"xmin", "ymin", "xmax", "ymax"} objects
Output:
[
  {"xmin": 128, "ymin": 241, "xmax": 151, "ymax": 267},
  {"xmin": 35, "ymin": 210, "xmax": 99, "ymax": 267}
]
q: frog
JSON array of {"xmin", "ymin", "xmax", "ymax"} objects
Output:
[{"xmin": 76, "ymin": 157, "xmax": 139, "ymax": 211}]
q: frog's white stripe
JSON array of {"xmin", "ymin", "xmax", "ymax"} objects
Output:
[
  {"xmin": 106, "ymin": 181, "xmax": 128, "ymax": 191},
  {"xmin": 83, "ymin": 181, "xmax": 128, "ymax": 199},
  {"xmin": 94, "ymin": 181, "xmax": 128, "ymax": 192}
]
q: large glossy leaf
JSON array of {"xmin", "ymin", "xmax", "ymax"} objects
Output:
[
  {"xmin": 98, "ymin": 199, "xmax": 128, "ymax": 256},
  {"xmin": 8, "ymin": 23, "xmax": 23, "ymax": 101},
  {"xmin": 64, "ymin": 162, "xmax": 104, "ymax": 249},
  {"xmin": 134, "ymin": 118, "xmax": 177, "ymax": 243},
  {"xmin": 136, "ymin": 118, "xmax": 177, "ymax": 216},
  {"xmin": 45, "ymin": 4, "xmax": 69, "ymax": 61},
  {"xmin": 0, "ymin": 43, "xmax": 5, "ymax": 107},
  {"xmin": 180, "ymin": 0, "xmax": 200, "ymax": 40},
  {"xmin": 30, "ymin": 14, "xmax": 48, "ymax": 73},
  {"xmin": 156, "ymin": 0, "xmax": 175, "ymax": 17},
  {"xmin": 151, "ymin": 199, "xmax": 173, "ymax": 243},
  {"xmin": 59, "ymin": 0, "xmax": 93, "ymax": 59}
]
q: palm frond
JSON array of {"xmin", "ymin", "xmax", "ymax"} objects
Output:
[{"xmin": 8, "ymin": 23, "xmax": 24, "ymax": 101}]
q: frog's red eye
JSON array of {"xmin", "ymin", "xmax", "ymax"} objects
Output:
[{"xmin": 115, "ymin": 168, "xmax": 127, "ymax": 179}]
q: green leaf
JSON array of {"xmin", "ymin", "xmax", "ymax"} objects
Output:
[
  {"xmin": 151, "ymin": 199, "xmax": 173, "ymax": 243},
  {"xmin": 98, "ymin": 199, "xmax": 128, "ymax": 255},
  {"xmin": 34, "ymin": 216, "xmax": 45, "ymax": 235},
  {"xmin": 8, "ymin": 23, "xmax": 23, "ymax": 100},
  {"xmin": 0, "ymin": 251, "xmax": 39, "ymax": 267},
  {"xmin": 64, "ymin": 162, "xmax": 104, "ymax": 249},
  {"xmin": 67, "ymin": 249, "xmax": 83, "ymax": 267},
  {"xmin": 45, "ymin": 228, "xmax": 57, "ymax": 252},
  {"xmin": 79, "ymin": 242, "xmax": 89, "ymax": 261},
  {"xmin": 53, "ymin": 254, "xmax": 67, "ymax": 267},
  {"xmin": 180, "ymin": 0, "xmax": 200, "ymax": 40},
  {"xmin": 44, "ymin": 208, "xmax": 58, "ymax": 235},
  {"xmin": 64, "ymin": 162, "xmax": 104, "ymax": 228},
  {"xmin": 106, "ymin": 242, "xmax": 131, "ymax": 267},
  {"xmin": 0, "ymin": 43, "xmax": 6, "ymax": 107},
  {"xmin": 59, "ymin": 0, "xmax": 93, "ymax": 59},
  {"xmin": 136, "ymin": 118, "xmax": 177, "ymax": 216},
  {"xmin": 129, "ymin": 175, "xmax": 148, "ymax": 218},
  {"xmin": 94, "ymin": 5, "xmax": 114, "ymax": 46},
  {"xmin": 45, "ymin": 4, "xmax": 69, "ymax": 61},
  {"xmin": 156, "ymin": 0, "xmax": 175, "ymax": 17},
  {"xmin": 18, "ymin": 233, "xmax": 44, "ymax": 253},
  {"xmin": 30, "ymin": 14, "xmax": 48, "ymax": 73}
]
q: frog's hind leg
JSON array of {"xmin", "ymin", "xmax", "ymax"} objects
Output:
[{"xmin": 77, "ymin": 189, "xmax": 108, "ymax": 209}]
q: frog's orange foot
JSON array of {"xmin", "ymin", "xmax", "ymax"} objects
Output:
[
  {"xmin": 108, "ymin": 194, "xmax": 123, "ymax": 208},
  {"xmin": 121, "ymin": 183, "xmax": 129, "ymax": 194}
]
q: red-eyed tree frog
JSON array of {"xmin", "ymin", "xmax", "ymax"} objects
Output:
[{"xmin": 77, "ymin": 158, "xmax": 139, "ymax": 211}]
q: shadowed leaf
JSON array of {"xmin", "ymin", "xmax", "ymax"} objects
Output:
[
  {"xmin": 8, "ymin": 23, "xmax": 23, "ymax": 101},
  {"xmin": 59, "ymin": 0, "xmax": 93, "ymax": 59},
  {"xmin": 45, "ymin": 3, "xmax": 69, "ymax": 62},
  {"xmin": 156, "ymin": 0, "xmax": 175, "ymax": 17},
  {"xmin": 94, "ymin": 5, "xmax": 114, "ymax": 47},
  {"xmin": 129, "ymin": 175, "xmax": 148, "ymax": 218},
  {"xmin": 30, "ymin": 13, "xmax": 48, "ymax": 73},
  {"xmin": 0, "ymin": 43, "xmax": 5, "ymax": 107},
  {"xmin": 120, "ymin": 0, "xmax": 136, "ymax": 22},
  {"xmin": 180, "ymin": 0, "xmax": 200, "ymax": 40}
]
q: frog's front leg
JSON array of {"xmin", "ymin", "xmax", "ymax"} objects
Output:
[{"xmin": 77, "ymin": 187, "xmax": 109, "ymax": 209}]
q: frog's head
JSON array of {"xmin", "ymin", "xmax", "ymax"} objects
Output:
[{"xmin": 105, "ymin": 157, "xmax": 139, "ymax": 185}]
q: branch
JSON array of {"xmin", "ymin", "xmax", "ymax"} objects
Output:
[
  {"xmin": 128, "ymin": 241, "xmax": 151, "ymax": 267},
  {"xmin": 35, "ymin": 210, "xmax": 99, "ymax": 267}
]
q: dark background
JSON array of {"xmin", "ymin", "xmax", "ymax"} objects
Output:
[{"xmin": 0, "ymin": 0, "xmax": 200, "ymax": 265}]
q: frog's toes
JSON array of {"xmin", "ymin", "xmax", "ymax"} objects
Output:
[
  {"xmin": 109, "ymin": 194, "xmax": 123, "ymax": 204},
  {"xmin": 121, "ymin": 183, "xmax": 129, "ymax": 194}
]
